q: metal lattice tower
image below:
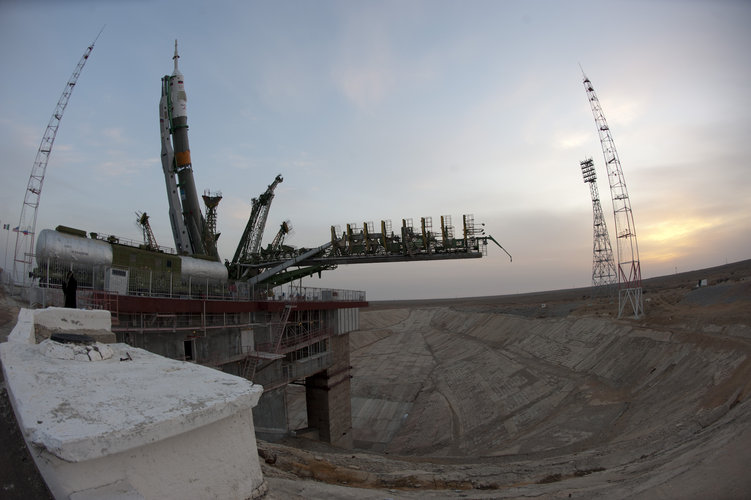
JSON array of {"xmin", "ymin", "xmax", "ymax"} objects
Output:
[
  {"xmin": 11, "ymin": 32, "xmax": 101, "ymax": 289},
  {"xmin": 582, "ymin": 73, "xmax": 644, "ymax": 318},
  {"xmin": 136, "ymin": 212, "xmax": 159, "ymax": 251},
  {"xmin": 232, "ymin": 174, "xmax": 283, "ymax": 265},
  {"xmin": 580, "ymin": 158, "xmax": 617, "ymax": 294},
  {"xmin": 270, "ymin": 221, "xmax": 291, "ymax": 251},
  {"xmin": 202, "ymin": 189, "xmax": 222, "ymax": 247}
]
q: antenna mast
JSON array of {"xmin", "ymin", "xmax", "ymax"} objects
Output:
[
  {"xmin": 582, "ymin": 73, "xmax": 644, "ymax": 318},
  {"xmin": 580, "ymin": 157, "xmax": 617, "ymax": 295},
  {"xmin": 12, "ymin": 30, "xmax": 102, "ymax": 290}
]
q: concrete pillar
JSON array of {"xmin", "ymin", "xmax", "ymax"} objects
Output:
[
  {"xmin": 252, "ymin": 386, "xmax": 289, "ymax": 442},
  {"xmin": 305, "ymin": 333, "xmax": 353, "ymax": 448}
]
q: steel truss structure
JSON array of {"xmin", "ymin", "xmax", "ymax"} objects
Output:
[
  {"xmin": 580, "ymin": 158, "xmax": 617, "ymax": 295},
  {"xmin": 12, "ymin": 32, "xmax": 101, "ymax": 289},
  {"xmin": 582, "ymin": 74, "xmax": 644, "ymax": 318}
]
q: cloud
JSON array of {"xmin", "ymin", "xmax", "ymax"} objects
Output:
[
  {"xmin": 554, "ymin": 129, "xmax": 591, "ymax": 150},
  {"xmin": 100, "ymin": 127, "xmax": 128, "ymax": 144},
  {"xmin": 89, "ymin": 155, "xmax": 154, "ymax": 179},
  {"xmin": 332, "ymin": 62, "xmax": 396, "ymax": 110}
]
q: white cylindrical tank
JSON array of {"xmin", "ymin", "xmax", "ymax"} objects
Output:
[
  {"xmin": 36, "ymin": 229, "xmax": 228, "ymax": 283},
  {"xmin": 35, "ymin": 229, "xmax": 113, "ymax": 267},
  {"xmin": 181, "ymin": 256, "xmax": 228, "ymax": 282}
]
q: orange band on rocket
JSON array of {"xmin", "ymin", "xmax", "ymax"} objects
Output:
[{"xmin": 175, "ymin": 150, "xmax": 191, "ymax": 167}]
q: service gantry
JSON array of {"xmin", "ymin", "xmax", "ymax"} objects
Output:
[{"xmin": 158, "ymin": 42, "xmax": 511, "ymax": 289}]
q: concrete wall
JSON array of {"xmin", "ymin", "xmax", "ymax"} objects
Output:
[
  {"xmin": 1, "ymin": 307, "xmax": 267, "ymax": 499},
  {"xmin": 39, "ymin": 409, "xmax": 266, "ymax": 499},
  {"xmin": 117, "ymin": 325, "xmax": 243, "ymax": 365},
  {"xmin": 328, "ymin": 307, "xmax": 359, "ymax": 335},
  {"xmin": 305, "ymin": 333, "xmax": 353, "ymax": 448},
  {"xmin": 109, "ymin": 305, "xmax": 360, "ymax": 449}
]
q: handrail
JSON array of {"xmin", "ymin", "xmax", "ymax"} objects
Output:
[{"xmin": 34, "ymin": 256, "xmax": 366, "ymax": 305}]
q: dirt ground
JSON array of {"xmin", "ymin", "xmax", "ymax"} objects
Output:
[
  {"xmin": 263, "ymin": 259, "xmax": 751, "ymax": 499},
  {"xmin": 1, "ymin": 260, "xmax": 750, "ymax": 499}
]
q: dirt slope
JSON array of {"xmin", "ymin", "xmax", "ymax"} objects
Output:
[
  {"xmin": 2, "ymin": 260, "xmax": 750, "ymax": 498},
  {"xmin": 269, "ymin": 259, "xmax": 751, "ymax": 498}
]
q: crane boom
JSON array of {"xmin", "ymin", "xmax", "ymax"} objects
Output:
[
  {"xmin": 270, "ymin": 221, "xmax": 291, "ymax": 251},
  {"xmin": 231, "ymin": 174, "xmax": 283, "ymax": 268},
  {"xmin": 12, "ymin": 30, "xmax": 102, "ymax": 288},
  {"xmin": 136, "ymin": 212, "xmax": 159, "ymax": 251},
  {"xmin": 240, "ymin": 214, "xmax": 511, "ymax": 288}
]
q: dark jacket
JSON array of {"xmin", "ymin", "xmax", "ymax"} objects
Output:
[{"xmin": 62, "ymin": 275, "xmax": 77, "ymax": 308}]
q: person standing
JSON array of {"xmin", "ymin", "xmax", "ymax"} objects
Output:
[{"xmin": 62, "ymin": 271, "xmax": 77, "ymax": 308}]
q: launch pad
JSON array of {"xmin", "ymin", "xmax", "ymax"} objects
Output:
[{"xmin": 26, "ymin": 41, "xmax": 511, "ymax": 447}]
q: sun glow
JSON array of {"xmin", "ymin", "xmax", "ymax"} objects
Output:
[
  {"xmin": 639, "ymin": 217, "xmax": 719, "ymax": 262},
  {"xmin": 642, "ymin": 217, "xmax": 717, "ymax": 244}
]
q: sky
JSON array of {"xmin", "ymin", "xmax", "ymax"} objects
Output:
[{"xmin": 0, "ymin": 0, "xmax": 749, "ymax": 300}]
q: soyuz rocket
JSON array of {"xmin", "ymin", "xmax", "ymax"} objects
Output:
[
  {"xmin": 160, "ymin": 40, "xmax": 213, "ymax": 257},
  {"xmin": 33, "ymin": 41, "xmax": 227, "ymax": 282}
]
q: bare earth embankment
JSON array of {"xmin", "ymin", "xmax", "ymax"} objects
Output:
[
  {"xmin": 263, "ymin": 260, "xmax": 751, "ymax": 499},
  {"xmin": 2, "ymin": 261, "xmax": 750, "ymax": 498}
]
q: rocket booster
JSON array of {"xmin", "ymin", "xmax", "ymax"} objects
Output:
[
  {"xmin": 160, "ymin": 71, "xmax": 190, "ymax": 254},
  {"xmin": 162, "ymin": 40, "xmax": 207, "ymax": 256},
  {"xmin": 168, "ymin": 41, "xmax": 190, "ymax": 167}
]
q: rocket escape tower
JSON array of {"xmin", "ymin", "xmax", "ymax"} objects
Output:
[
  {"xmin": 582, "ymin": 73, "xmax": 644, "ymax": 319},
  {"xmin": 580, "ymin": 158, "xmax": 617, "ymax": 294}
]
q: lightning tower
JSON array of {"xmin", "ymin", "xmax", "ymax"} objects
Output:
[
  {"xmin": 580, "ymin": 158, "xmax": 617, "ymax": 294},
  {"xmin": 12, "ymin": 31, "xmax": 101, "ymax": 290},
  {"xmin": 582, "ymin": 73, "xmax": 644, "ymax": 318}
]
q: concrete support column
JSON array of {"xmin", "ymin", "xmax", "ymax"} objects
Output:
[
  {"xmin": 252, "ymin": 385, "xmax": 289, "ymax": 442},
  {"xmin": 305, "ymin": 333, "xmax": 353, "ymax": 448}
]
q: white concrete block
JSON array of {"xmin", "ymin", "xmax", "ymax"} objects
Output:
[
  {"xmin": 69, "ymin": 479, "xmax": 144, "ymax": 500},
  {"xmin": 0, "ymin": 340, "xmax": 266, "ymax": 499},
  {"xmin": 1, "ymin": 341, "xmax": 264, "ymax": 462},
  {"xmin": 34, "ymin": 307, "xmax": 112, "ymax": 332},
  {"xmin": 8, "ymin": 308, "xmax": 36, "ymax": 344}
]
